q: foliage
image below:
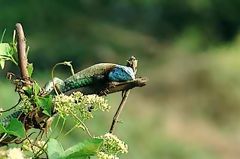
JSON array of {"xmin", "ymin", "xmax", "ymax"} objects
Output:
[
  {"xmin": 47, "ymin": 138, "xmax": 103, "ymax": 159},
  {"xmin": 0, "ymin": 118, "xmax": 25, "ymax": 138},
  {"xmin": 0, "ymin": 42, "xmax": 17, "ymax": 68}
]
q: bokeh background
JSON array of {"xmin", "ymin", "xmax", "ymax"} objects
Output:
[{"xmin": 1, "ymin": 1, "xmax": 240, "ymax": 158}]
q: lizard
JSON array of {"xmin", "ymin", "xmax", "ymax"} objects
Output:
[{"xmin": 44, "ymin": 57, "xmax": 136, "ymax": 95}]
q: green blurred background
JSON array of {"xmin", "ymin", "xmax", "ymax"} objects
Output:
[{"xmin": 1, "ymin": 0, "xmax": 240, "ymax": 158}]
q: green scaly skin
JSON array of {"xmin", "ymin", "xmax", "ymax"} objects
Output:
[
  {"xmin": 62, "ymin": 76, "xmax": 94, "ymax": 92},
  {"xmin": 61, "ymin": 63, "xmax": 116, "ymax": 93}
]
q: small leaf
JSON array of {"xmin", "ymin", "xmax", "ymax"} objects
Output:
[
  {"xmin": 22, "ymin": 85, "xmax": 33, "ymax": 97},
  {"xmin": 0, "ymin": 43, "xmax": 11, "ymax": 56},
  {"xmin": 47, "ymin": 138, "xmax": 64, "ymax": 159},
  {"xmin": 6, "ymin": 118, "xmax": 25, "ymax": 138},
  {"xmin": 35, "ymin": 96, "xmax": 53, "ymax": 116},
  {"xmin": 27, "ymin": 63, "xmax": 33, "ymax": 77},
  {"xmin": 33, "ymin": 82, "xmax": 41, "ymax": 96},
  {"xmin": 62, "ymin": 138, "xmax": 103, "ymax": 159}
]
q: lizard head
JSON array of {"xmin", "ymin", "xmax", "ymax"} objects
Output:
[{"xmin": 127, "ymin": 56, "xmax": 138, "ymax": 74}]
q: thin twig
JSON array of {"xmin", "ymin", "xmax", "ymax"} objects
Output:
[
  {"xmin": 0, "ymin": 28, "xmax": 6, "ymax": 43},
  {"xmin": 109, "ymin": 90, "xmax": 130, "ymax": 133},
  {"xmin": 0, "ymin": 99, "xmax": 21, "ymax": 113},
  {"xmin": 0, "ymin": 133, "xmax": 7, "ymax": 143},
  {"xmin": 109, "ymin": 56, "xmax": 138, "ymax": 133},
  {"xmin": 16, "ymin": 23, "xmax": 29, "ymax": 81},
  {"xmin": 69, "ymin": 110, "xmax": 92, "ymax": 137},
  {"xmin": 58, "ymin": 118, "xmax": 66, "ymax": 135},
  {"xmin": 33, "ymin": 141, "xmax": 48, "ymax": 159}
]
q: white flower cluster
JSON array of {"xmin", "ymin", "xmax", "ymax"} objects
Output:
[
  {"xmin": 97, "ymin": 152, "xmax": 119, "ymax": 159},
  {"xmin": 54, "ymin": 94, "xmax": 75, "ymax": 118},
  {"xmin": 54, "ymin": 92, "xmax": 110, "ymax": 121},
  {"xmin": 72, "ymin": 93, "xmax": 110, "ymax": 112},
  {"xmin": 7, "ymin": 148, "xmax": 25, "ymax": 159},
  {"xmin": 96, "ymin": 133, "xmax": 128, "ymax": 159}
]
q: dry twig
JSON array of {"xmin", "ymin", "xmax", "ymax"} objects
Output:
[
  {"xmin": 16, "ymin": 23, "xmax": 29, "ymax": 81},
  {"xmin": 109, "ymin": 90, "xmax": 130, "ymax": 133}
]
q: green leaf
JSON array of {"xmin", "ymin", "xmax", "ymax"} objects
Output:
[
  {"xmin": 48, "ymin": 138, "xmax": 64, "ymax": 159},
  {"xmin": 0, "ymin": 43, "xmax": 11, "ymax": 56},
  {"xmin": 27, "ymin": 63, "xmax": 33, "ymax": 77},
  {"xmin": 33, "ymin": 82, "xmax": 41, "ymax": 96},
  {"xmin": 22, "ymin": 85, "xmax": 33, "ymax": 97},
  {"xmin": 62, "ymin": 138, "xmax": 103, "ymax": 159},
  {"xmin": 35, "ymin": 96, "xmax": 53, "ymax": 116},
  {"xmin": 0, "ymin": 43, "xmax": 17, "ymax": 68},
  {"xmin": 0, "ymin": 43, "xmax": 11, "ymax": 69},
  {"xmin": 6, "ymin": 118, "xmax": 25, "ymax": 138}
]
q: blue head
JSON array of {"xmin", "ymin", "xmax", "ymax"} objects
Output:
[{"xmin": 108, "ymin": 65, "xmax": 135, "ymax": 82}]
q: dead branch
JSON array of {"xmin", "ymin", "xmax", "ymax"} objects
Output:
[{"xmin": 16, "ymin": 23, "xmax": 29, "ymax": 81}]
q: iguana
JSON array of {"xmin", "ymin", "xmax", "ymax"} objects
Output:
[{"xmin": 44, "ymin": 61, "xmax": 136, "ymax": 95}]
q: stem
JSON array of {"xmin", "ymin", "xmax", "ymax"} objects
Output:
[
  {"xmin": 16, "ymin": 23, "xmax": 29, "ymax": 81},
  {"xmin": 69, "ymin": 110, "xmax": 92, "ymax": 137},
  {"xmin": 34, "ymin": 138, "xmax": 49, "ymax": 158},
  {"xmin": 109, "ymin": 90, "xmax": 130, "ymax": 133},
  {"xmin": 0, "ymin": 28, "xmax": 6, "ymax": 43},
  {"xmin": 0, "ymin": 133, "xmax": 7, "ymax": 143},
  {"xmin": 51, "ymin": 61, "xmax": 74, "ymax": 94},
  {"xmin": 63, "ymin": 125, "xmax": 78, "ymax": 137},
  {"xmin": 59, "ymin": 118, "xmax": 66, "ymax": 134},
  {"xmin": 11, "ymin": 56, "xmax": 18, "ymax": 65},
  {"xmin": 53, "ymin": 115, "xmax": 61, "ymax": 131},
  {"xmin": 12, "ymin": 30, "xmax": 16, "ymax": 44},
  {"xmin": 0, "ymin": 98, "xmax": 20, "ymax": 113},
  {"xmin": 51, "ymin": 63, "xmax": 60, "ymax": 95}
]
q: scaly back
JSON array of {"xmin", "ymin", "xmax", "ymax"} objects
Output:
[
  {"xmin": 62, "ymin": 63, "xmax": 117, "ymax": 92},
  {"xmin": 65, "ymin": 63, "xmax": 117, "ymax": 81}
]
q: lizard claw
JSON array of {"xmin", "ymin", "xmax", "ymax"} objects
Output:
[
  {"xmin": 99, "ymin": 82, "xmax": 116, "ymax": 96},
  {"xmin": 99, "ymin": 89, "xmax": 109, "ymax": 96}
]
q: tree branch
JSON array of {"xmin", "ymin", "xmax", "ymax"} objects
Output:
[
  {"xmin": 16, "ymin": 23, "xmax": 29, "ymax": 80},
  {"xmin": 109, "ymin": 90, "xmax": 130, "ymax": 133}
]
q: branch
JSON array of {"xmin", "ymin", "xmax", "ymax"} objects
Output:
[
  {"xmin": 64, "ymin": 77, "xmax": 148, "ymax": 96},
  {"xmin": 16, "ymin": 23, "xmax": 29, "ymax": 80},
  {"xmin": 109, "ymin": 90, "xmax": 130, "ymax": 133}
]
